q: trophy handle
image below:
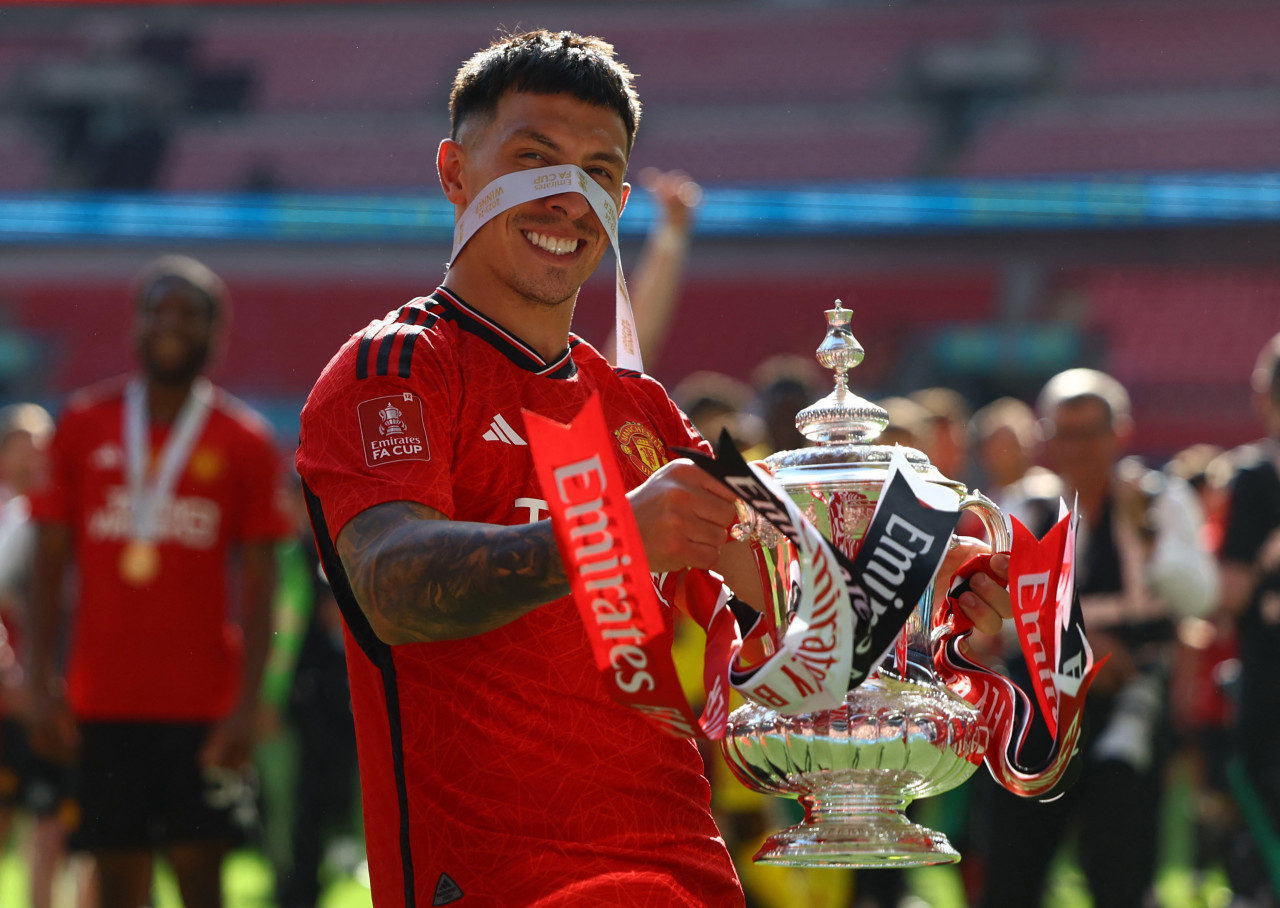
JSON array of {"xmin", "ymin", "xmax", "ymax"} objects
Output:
[{"xmin": 957, "ymin": 490, "xmax": 1012, "ymax": 553}]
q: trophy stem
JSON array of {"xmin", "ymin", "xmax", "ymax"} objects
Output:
[{"xmin": 753, "ymin": 790, "xmax": 961, "ymax": 868}]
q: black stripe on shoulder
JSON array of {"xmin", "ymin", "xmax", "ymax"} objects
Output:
[
  {"xmin": 356, "ymin": 329, "xmax": 378, "ymax": 381},
  {"xmin": 355, "ymin": 322, "xmax": 434, "ymax": 381},
  {"xmin": 301, "ymin": 482, "xmax": 417, "ymax": 907},
  {"xmin": 396, "ymin": 329, "xmax": 421, "ymax": 379},
  {"xmin": 355, "ymin": 298, "xmax": 443, "ymax": 382}
]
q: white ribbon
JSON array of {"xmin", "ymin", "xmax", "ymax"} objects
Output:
[
  {"xmin": 123, "ymin": 377, "xmax": 213, "ymax": 543},
  {"xmin": 450, "ymin": 165, "xmax": 643, "ymax": 373},
  {"xmin": 728, "ymin": 462, "xmax": 855, "ymax": 714}
]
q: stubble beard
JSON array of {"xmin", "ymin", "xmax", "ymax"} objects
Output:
[{"xmin": 506, "ymin": 267, "xmax": 580, "ymax": 311}]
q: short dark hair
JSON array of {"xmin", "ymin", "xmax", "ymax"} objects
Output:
[
  {"xmin": 450, "ymin": 30, "xmax": 641, "ymax": 152},
  {"xmin": 132, "ymin": 255, "xmax": 226, "ymax": 321}
]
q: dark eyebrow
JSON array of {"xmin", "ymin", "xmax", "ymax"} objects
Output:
[{"xmin": 509, "ymin": 127, "xmax": 625, "ymax": 170}]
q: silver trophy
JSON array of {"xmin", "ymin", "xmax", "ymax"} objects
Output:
[{"xmin": 721, "ymin": 300, "xmax": 1011, "ymax": 867}]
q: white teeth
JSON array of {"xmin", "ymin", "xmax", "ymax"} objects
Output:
[{"xmin": 524, "ymin": 231, "xmax": 577, "ymax": 256}]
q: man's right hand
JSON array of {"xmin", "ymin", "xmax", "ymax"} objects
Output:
[
  {"xmin": 26, "ymin": 688, "xmax": 79, "ymax": 765},
  {"xmin": 627, "ymin": 458, "xmax": 740, "ymax": 573}
]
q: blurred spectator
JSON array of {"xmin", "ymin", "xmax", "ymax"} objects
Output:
[
  {"xmin": 971, "ymin": 396, "xmax": 1041, "ymax": 509},
  {"xmin": 24, "ymin": 255, "xmax": 292, "ymax": 908},
  {"xmin": 1167, "ymin": 443, "xmax": 1233, "ymax": 554},
  {"xmin": 604, "ymin": 167, "xmax": 702, "ymax": 366},
  {"xmin": 0, "ymin": 403, "xmax": 92, "ymax": 908},
  {"xmin": 1165, "ymin": 443, "xmax": 1241, "ymax": 887},
  {"xmin": 877, "ymin": 395, "xmax": 930, "ymax": 449},
  {"xmin": 1217, "ymin": 331, "xmax": 1280, "ymax": 902},
  {"xmin": 672, "ymin": 370, "xmax": 765, "ymax": 454},
  {"xmin": 908, "ymin": 386, "xmax": 971, "ymax": 482},
  {"xmin": 751, "ymin": 354, "xmax": 824, "ymax": 455},
  {"xmin": 264, "ymin": 482, "xmax": 360, "ymax": 908},
  {"xmin": 628, "ymin": 168, "xmax": 702, "ymax": 362},
  {"xmin": 972, "ymin": 367, "xmax": 1217, "ymax": 908}
]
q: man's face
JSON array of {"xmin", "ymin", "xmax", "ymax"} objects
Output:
[
  {"xmin": 443, "ymin": 91, "xmax": 630, "ymax": 308},
  {"xmin": 134, "ymin": 279, "xmax": 217, "ymax": 385},
  {"xmin": 0, "ymin": 430, "xmax": 46, "ymax": 494},
  {"xmin": 979, "ymin": 425, "xmax": 1028, "ymax": 487},
  {"xmin": 1042, "ymin": 397, "xmax": 1119, "ymax": 489}
]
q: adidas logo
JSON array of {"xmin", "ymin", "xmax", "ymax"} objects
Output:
[
  {"xmin": 433, "ymin": 872, "xmax": 463, "ymax": 905},
  {"xmin": 482, "ymin": 414, "xmax": 526, "ymax": 445}
]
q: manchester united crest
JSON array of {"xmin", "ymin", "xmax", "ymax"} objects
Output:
[{"xmin": 615, "ymin": 422, "xmax": 666, "ymax": 476}]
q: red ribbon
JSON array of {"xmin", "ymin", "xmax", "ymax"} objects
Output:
[
  {"xmin": 524, "ymin": 394, "xmax": 742, "ymax": 739},
  {"xmin": 934, "ymin": 511, "xmax": 1106, "ymax": 797}
]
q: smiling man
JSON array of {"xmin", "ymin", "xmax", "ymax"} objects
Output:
[{"xmin": 296, "ymin": 30, "xmax": 1009, "ymax": 908}]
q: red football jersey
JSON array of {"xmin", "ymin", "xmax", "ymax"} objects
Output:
[
  {"xmin": 29, "ymin": 377, "xmax": 291, "ymax": 721},
  {"xmin": 297, "ymin": 288, "xmax": 743, "ymax": 908}
]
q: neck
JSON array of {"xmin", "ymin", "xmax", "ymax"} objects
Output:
[
  {"xmin": 145, "ymin": 377, "xmax": 197, "ymax": 424},
  {"xmin": 442, "ymin": 272, "xmax": 576, "ymax": 363}
]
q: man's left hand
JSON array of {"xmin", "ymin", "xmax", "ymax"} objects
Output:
[{"xmin": 935, "ymin": 538, "xmax": 1011, "ymax": 636}]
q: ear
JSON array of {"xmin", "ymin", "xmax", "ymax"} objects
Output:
[
  {"xmin": 619, "ymin": 181, "xmax": 631, "ymax": 215},
  {"xmin": 437, "ymin": 139, "xmax": 468, "ymax": 207}
]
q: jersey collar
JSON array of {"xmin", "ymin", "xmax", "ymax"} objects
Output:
[{"xmin": 430, "ymin": 287, "xmax": 577, "ymax": 380}]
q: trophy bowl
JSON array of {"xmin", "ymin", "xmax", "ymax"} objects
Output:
[{"xmin": 720, "ymin": 301, "xmax": 1011, "ymax": 867}]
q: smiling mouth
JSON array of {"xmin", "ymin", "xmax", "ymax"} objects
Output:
[{"xmin": 523, "ymin": 230, "xmax": 580, "ymax": 256}]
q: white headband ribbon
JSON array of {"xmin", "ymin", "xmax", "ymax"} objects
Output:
[{"xmin": 450, "ymin": 164, "xmax": 643, "ymax": 373}]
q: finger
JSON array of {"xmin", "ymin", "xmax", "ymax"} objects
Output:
[
  {"xmin": 969, "ymin": 570, "xmax": 1013, "ymax": 619},
  {"xmin": 671, "ymin": 459, "xmax": 741, "ymax": 504},
  {"xmin": 959, "ymin": 593, "xmax": 1003, "ymax": 636},
  {"xmin": 951, "ymin": 535, "xmax": 992, "ymax": 557},
  {"xmin": 684, "ymin": 540, "xmax": 726, "ymax": 572},
  {"xmin": 988, "ymin": 553, "xmax": 1010, "ymax": 583},
  {"xmin": 690, "ymin": 496, "xmax": 739, "ymax": 534}
]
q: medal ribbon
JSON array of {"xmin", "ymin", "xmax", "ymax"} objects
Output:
[
  {"xmin": 451, "ymin": 164, "xmax": 643, "ymax": 373},
  {"xmin": 123, "ymin": 377, "xmax": 213, "ymax": 544},
  {"xmin": 933, "ymin": 507, "xmax": 1107, "ymax": 797}
]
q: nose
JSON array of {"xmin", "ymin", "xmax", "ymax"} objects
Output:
[{"xmin": 544, "ymin": 190, "xmax": 592, "ymax": 222}]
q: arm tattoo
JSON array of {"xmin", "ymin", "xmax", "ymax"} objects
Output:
[{"xmin": 336, "ymin": 500, "xmax": 569, "ymax": 644}]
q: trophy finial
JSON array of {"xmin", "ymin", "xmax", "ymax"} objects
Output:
[{"xmin": 795, "ymin": 300, "xmax": 888, "ymax": 444}]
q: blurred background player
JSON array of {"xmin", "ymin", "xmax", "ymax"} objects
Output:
[{"xmin": 24, "ymin": 255, "xmax": 291, "ymax": 908}]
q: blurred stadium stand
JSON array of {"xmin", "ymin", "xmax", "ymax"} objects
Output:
[{"xmin": 1, "ymin": 0, "xmax": 1279, "ymax": 461}]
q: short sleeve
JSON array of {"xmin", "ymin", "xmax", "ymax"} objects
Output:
[
  {"xmin": 233, "ymin": 419, "xmax": 293, "ymax": 542},
  {"xmin": 297, "ymin": 329, "xmax": 461, "ymax": 539}
]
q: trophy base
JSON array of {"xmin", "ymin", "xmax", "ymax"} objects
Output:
[{"xmin": 752, "ymin": 792, "xmax": 961, "ymax": 868}]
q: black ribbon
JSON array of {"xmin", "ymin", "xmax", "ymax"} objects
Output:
[{"xmin": 679, "ymin": 431, "xmax": 959, "ymax": 690}]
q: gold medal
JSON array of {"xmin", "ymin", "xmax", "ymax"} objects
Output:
[{"xmin": 120, "ymin": 540, "xmax": 161, "ymax": 586}]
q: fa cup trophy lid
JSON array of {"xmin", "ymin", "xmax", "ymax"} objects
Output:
[{"xmin": 765, "ymin": 300, "xmax": 958, "ymax": 491}]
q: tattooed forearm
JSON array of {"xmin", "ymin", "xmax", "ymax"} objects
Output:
[{"xmin": 336, "ymin": 500, "xmax": 569, "ymax": 644}]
